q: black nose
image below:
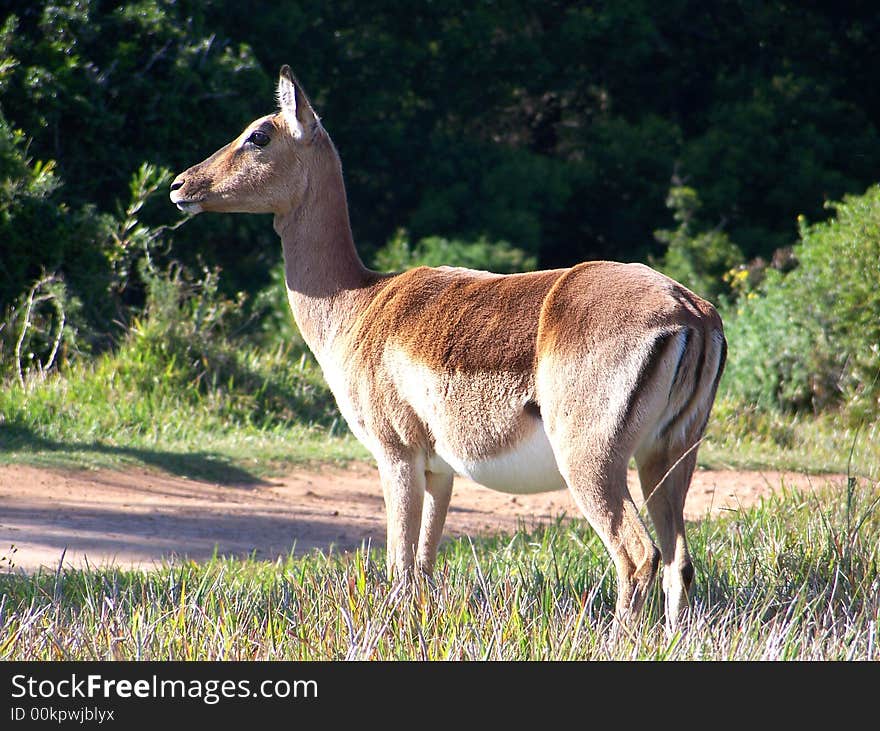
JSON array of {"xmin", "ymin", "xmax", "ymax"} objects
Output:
[{"xmin": 170, "ymin": 180, "xmax": 184, "ymax": 191}]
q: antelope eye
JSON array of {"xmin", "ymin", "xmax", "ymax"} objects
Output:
[{"xmin": 248, "ymin": 130, "xmax": 270, "ymax": 147}]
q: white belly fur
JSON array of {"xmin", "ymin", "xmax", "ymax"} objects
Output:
[{"xmin": 427, "ymin": 423, "xmax": 567, "ymax": 494}]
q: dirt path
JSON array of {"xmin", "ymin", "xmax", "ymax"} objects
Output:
[{"xmin": 0, "ymin": 463, "xmax": 845, "ymax": 573}]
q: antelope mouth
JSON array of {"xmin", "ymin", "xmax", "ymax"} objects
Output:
[
  {"xmin": 169, "ymin": 192, "xmax": 206, "ymax": 214},
  {"xmin": 174, "ymin": 200, "xmax": 204, "ymax": 214}
]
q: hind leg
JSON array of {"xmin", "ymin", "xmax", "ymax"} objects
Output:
[
  {"xmin": 561, "ymin": 455, "xmax": 661, "ymax": 626},
  {"xmin": 539, "ymin": 372, "xmax": 661, "ymax": 625},
  {"xmin": 635, "ymin": 443, "xmax": 698, "ymax": 633}
]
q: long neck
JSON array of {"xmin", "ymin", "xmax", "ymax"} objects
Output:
[{"xmin": 273, "ymin": 146, "xmax": 373, "ymax": 356}]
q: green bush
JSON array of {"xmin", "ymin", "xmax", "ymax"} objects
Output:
[
  {"xmin": 653, "ymin": 185, "xmax": 744, "ymax": 306},
  {"xmin": 0, "ymin": 273, "xmax": 87, "ymax": 384},
  {"xmin": 0, "ymin": 152, "xmax": 177, "ymax": 376},
  {"xmin": 0, "ymin": 110, "xmax": 114, "ymax": 373},
  {"xmin": 722, "ymin": 185, "xmax": 880, "ymax": 419},
  {"xmin": 0, "ymin": 3, "xmax": 274, "ymax": 308},
  {"xmin": 249, "ymin": 262, "xmax": 305, "ymax": 351},
  {"xmin": 373, "ymin": 230, "xmax": 537, "ymax": 274},
  {"xmin": 116, "ymin": 260, "xmax": 336, "ymax": 428}
]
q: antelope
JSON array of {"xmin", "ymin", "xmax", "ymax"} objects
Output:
[{"xmin": 170, "ymin": 65, "xmax": 726, "ymax": 631}]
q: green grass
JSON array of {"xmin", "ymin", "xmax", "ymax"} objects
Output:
[
  {"xmin": 0, "ymin": 259, "xmax": 373, "ymax": 479},
  {"xmin": 702, "ymin": 397, "xmax": 880, "ymax": 480},
  {"xmin": 0, "ymin": 343, "xmax": 369, "ymax": 480},
  {"xmin": 1, "ymin": 480, "xmax": 877, "ymax": 660},
  {"xmin": 0, "ymin": 414, "xmax": 367, "ymax": 482}
]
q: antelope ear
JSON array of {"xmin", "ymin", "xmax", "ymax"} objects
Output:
[{"xmin": 277, "ymin": 65, "xmax": 319, "ymax": 139}]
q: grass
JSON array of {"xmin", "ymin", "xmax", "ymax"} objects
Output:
[
  {"xmin": 0, "ymin": 344, "xmax": 369, "ymax": 481},
  {"xmin": 0, "ymin": 259, "xmax": 372, "ymax": 479},
  {"xmin": 0, "ymin": 415, "xmax": 367, "ymax": 482},
  {"xmin": 702, "ymin": 397, "xmax": 880, "ymax": 480},
  {"xmin": 0, "ymin": 480, "xmax": 877, "ymax": 660}
]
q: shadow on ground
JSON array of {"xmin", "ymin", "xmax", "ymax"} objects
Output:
[
  {"xmin": 0, "ymin": 422, "xmax": 265, "ymax": 485},
  {"xmin": 0, "ymin": 501, "xmax": 384, "ymax": 572}
]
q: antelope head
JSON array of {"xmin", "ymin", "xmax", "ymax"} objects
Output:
[{"xmin": 170, "ymin": 65, "xmax": 323, "ymax": 216}]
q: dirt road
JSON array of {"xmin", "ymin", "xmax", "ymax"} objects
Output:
[{"xmin": 0, "ymin": 462, "xmax": 844, "ymax": 573}]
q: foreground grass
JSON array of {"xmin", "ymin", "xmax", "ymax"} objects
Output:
[{"xmin": 1, "ymin": 481, "xmax": 877, "ymax": 660}]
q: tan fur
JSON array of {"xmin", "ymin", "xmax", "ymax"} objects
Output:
[{"xmin": 170, "ymin": 66, "xmax": 727, "ymax": 632}]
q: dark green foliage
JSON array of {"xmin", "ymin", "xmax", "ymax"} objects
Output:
[
  {"xmin": 680, "ymin": 71, "xmax": 879, "ymax": 259},
  {"xmin": 0, "ymin": 109, "xmax": 113, "ymax": 329},
  {"xmin": 1, "ymin": 2, "xmax": 267, "ymax": 211},
  {"xmin": 0, "ymin": 1, "xmax": 275, "ymax": 301},
  {"xmin": 722, "ymin": 186, "xmax": 880, "ymax": 419},
  {"xmin": 5, "ymin": 1, "xmax": 880, "ymax": 281}
]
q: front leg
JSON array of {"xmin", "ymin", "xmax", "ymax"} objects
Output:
[{"xmin": 377, "ymin": 455, "xmax": 426, "ymax": 580}]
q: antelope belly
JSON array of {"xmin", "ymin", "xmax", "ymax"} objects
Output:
[{"xmin": 428, "ymin": 424, "xmax": 567, "ymax": 495}]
